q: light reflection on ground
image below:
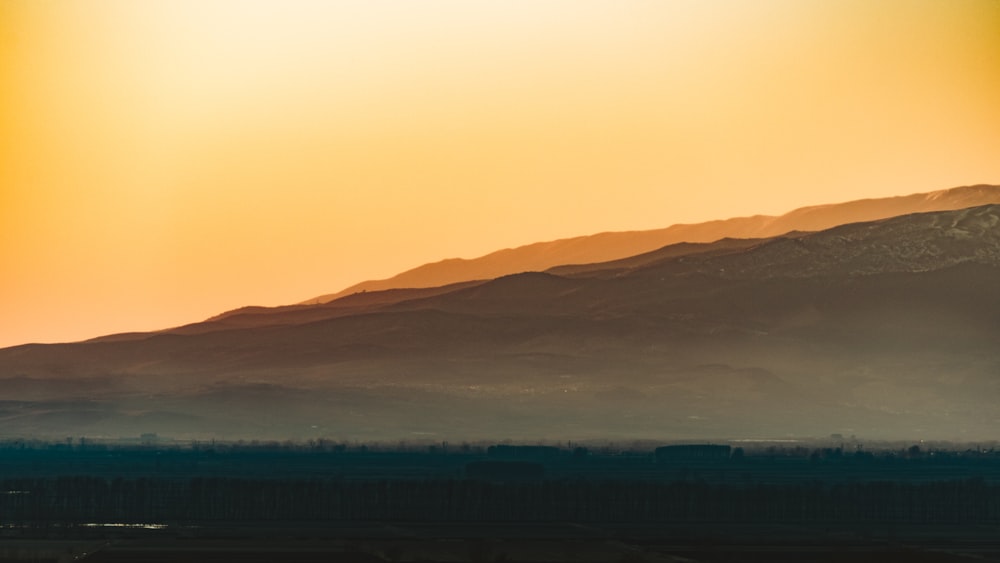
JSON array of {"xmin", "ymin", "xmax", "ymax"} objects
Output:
[{"xmin": 81, "ymin": 523, "xmax": 168, "ymax": 530}]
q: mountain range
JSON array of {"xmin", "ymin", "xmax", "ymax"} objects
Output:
[
  {"xmin": 303, "ymin": 183, "xmax": 1000, "ymax": 303},
  {"xmin": 1, "ymin": 184, "xmax": 999, "ymax": 442}
]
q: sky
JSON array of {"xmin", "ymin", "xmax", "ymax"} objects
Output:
[{"xmin": 2, "ymin": 0, "xmax": 999, "ymax": 348}]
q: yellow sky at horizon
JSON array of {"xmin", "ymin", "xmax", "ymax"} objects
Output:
[{"xmin": 2, "ymin": 0, "xmax": 1000, "ymax": 347}]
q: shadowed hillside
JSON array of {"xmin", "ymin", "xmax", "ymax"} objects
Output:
[{"xmin": 1, "ymin": 204, "xmax": 998, "ymax": 442}]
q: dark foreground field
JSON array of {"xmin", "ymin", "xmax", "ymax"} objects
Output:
[
  {"xmin": 7, "ymin": 523, "xmax": 999, "ymax": 563},
  {"xmin": 2, "ymin": 440, "xmax": 1000, "ymax": 562}
]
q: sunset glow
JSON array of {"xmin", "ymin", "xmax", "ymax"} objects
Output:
[{"xmin": 2, "ymin": 0, "xmax": 999, "ymax": 347}]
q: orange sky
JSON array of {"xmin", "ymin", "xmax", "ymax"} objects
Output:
[{"xmin": 2, "ymin": 0, "xmax": 999, "ymax": 348}]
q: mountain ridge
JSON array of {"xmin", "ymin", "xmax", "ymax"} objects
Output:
[
  {"xmin": 1, "ymin": 204, "xmax": 998, "ymax": 441},
  {"xmin": 303, "ymin": 184, "xmax": 1000, "ymax": 304},
  {"xmin": 71, "ymin": 202, "xmax": 1000, "ymax": 343}
]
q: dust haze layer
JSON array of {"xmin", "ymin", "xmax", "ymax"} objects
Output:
[
  {"xmin": 304, "ymin": 184, "xmax": 1000, "ymax": 304},
  {"xmin": 1, "ymin": 199, "xmax": 999, "ymax": 442}
]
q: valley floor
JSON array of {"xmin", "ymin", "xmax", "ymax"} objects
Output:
[{"xmin": 2, "ymin": 442, "xmax": 1000, "ymax": 562}]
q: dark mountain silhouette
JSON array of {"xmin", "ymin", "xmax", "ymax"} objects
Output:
[
  {"xmin": 303, "ymin": 184, "xmax": 1000, "ymax": 304},
  {"xmin": 1, "ymin": 203, "xmax": 999, "ymax": 442}
]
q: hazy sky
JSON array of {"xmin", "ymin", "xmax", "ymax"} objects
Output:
[{"xmin": 2, "ymin": 0, "xmax": 999, "ymax": 347}]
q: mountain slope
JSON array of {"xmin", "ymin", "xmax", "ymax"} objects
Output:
[
  {"xmin": 1, "ymin": 205, "xmax": 998, "ymax": 442},
  {"xmin": 304, "ymin": 184, "xmax": 1000, "ymax": 303}
]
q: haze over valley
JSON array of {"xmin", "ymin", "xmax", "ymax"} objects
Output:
[{"xmin": 2, "ymin": 186, "xmax": 999, "ymax": 443}]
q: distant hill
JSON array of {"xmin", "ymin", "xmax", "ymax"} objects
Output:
[
  {"xmin": 302, "ymin": 184, "xmax": 1000, "ymax": 304},
  {"xmin": 2, "ymin": 203, "xmax": 998, "ymax": 442}
]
